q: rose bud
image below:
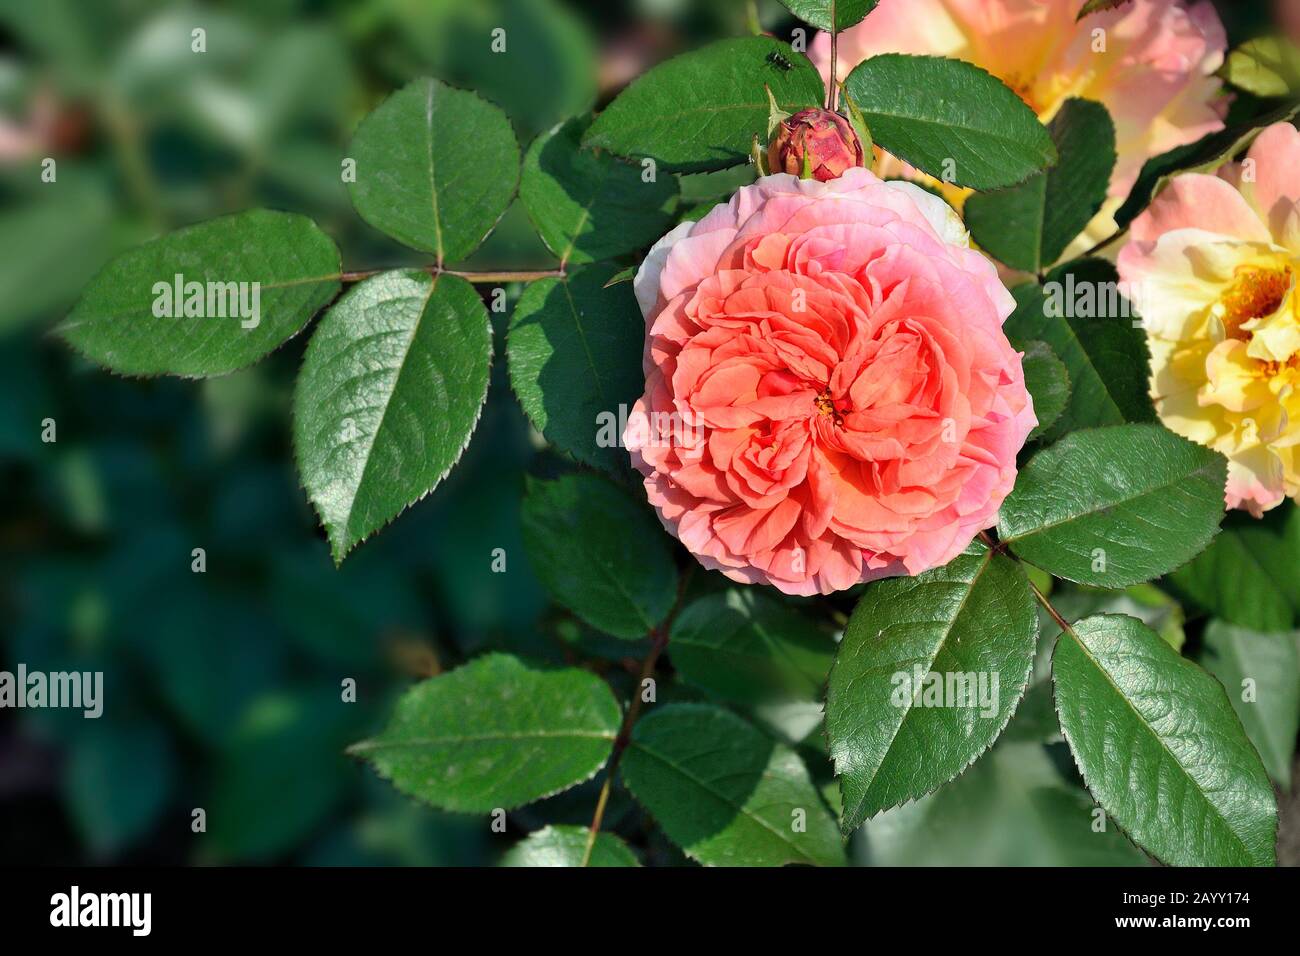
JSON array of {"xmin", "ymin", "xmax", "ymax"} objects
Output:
[{"xmin": 767, "ymin": 108, "xmax": 865, "ymax": 182}]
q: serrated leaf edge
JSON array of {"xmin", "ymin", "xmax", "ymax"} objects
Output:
[
  {"xmin": 291, "ymin": 270, "xmax": 493, "ymax": 565},
  {"xmin": 1050, "ymin": 612, "xmax": 1277, "ymax": 867},
  {"xmin": 346, "ymin": 652, "xmax": 621, "ymax": 815},
  {"xmin": 831, "ymin": 550, "xmax": 1037, "ymax": 832}
]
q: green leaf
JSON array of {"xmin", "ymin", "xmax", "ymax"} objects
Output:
[
  {"xmin": 603, "ymin": 265, "xmax": 635, "ymax": 287},
  {"xmin": 1220, "ymin": 37, "xmax": 1300, "ymax": 98},
  {"xmin": 676, "ymin": 164, "xmax": 758, "ymax": 207},
  {"xmin": 207, "ymin": 689, "xmax": 355, "ymax": 862},
  {"xmin": 1201, "ymin": 620, "xmax": 1300, "ymax": 790},
  {"xmin": 863, "ymin": 740, "xmax": 1149, "ymax": 865},
  {"xmin": 0, "ymin": 175, "xmax": 121, "ymax": 337},
  {"xmin": 1167, "ymin": 526, "xmax": 1297, "ymax": 631},
  {"xmin": 521, "ymin": 472, "xmax": 678, "ymax": 639},
  {"xmin": 1076, "ymin": 0, "xmax": 1133, "ymax": 19},
  {"xmin": 1122, "ymin": 583, "xmax": 1188, "ymax": 651},
  {"xmin": 840, "ymin": 54, "xmax": 1056, "ymax": 190},
  {"xmin": 502, "ymin": 824, "xmax": 640, "ymax": 867},
  {"xmin": 775, "ymin": 0, "xmax": 878, "ymax": 31},
  {"xmin": 669, "ymin": 590, "xmax": 835, "ymax": 706},
  {"xmin": 63, "ymin": 722, "xmax": 175, "ymax": 855},
  {"xmin": 1019, "ymin": 340, "xmax": 1070, "ymax": 441},
  {"xmin": 552, "ymin": 618, "xmax": 652, "ymax": 663},
  {"xmin": 1116, "ymin": 101, "xmax": 1300, "ymax": 229},
  {"xmin": 1004, "ymin": 261, "xmax": 1154, "ymax": 439},
  {"xmin": 349, "ymin": 654, "xmax": 620, "ymax": 813},
  {"xmin": 379, "ymin": 0, "xmax": 598, "ymax": 141},
  {"xmin": 346, "ymin": 77, "xmax": 520, "ymax": 263},
  {"xmin": 1053, "ymin": 614, "xmax": 1276, "ymax": 866},
  {"xmin": 827, "ymin": 547, "xmax": 1037, "ymax": 831},
  {"xmin": 999, "ymin": 424, "xmax": 1226, "ymax": 587},
  {"xmin": 965, "ymin": 98, "xmax": 1115, "ymax": 272},
  {"xmin": 520, "ymin": 116, "xmax": 678, "ymax": 265},
  {"xmin": 293, "ymin": 271, "xmax": 492, "ymax": 563},
  {"xmin": 622, "ymin": 704, "xmax": 844, "ymax": 866},
  {"xmin": 59, "ymin": 210, "xmax": 340, "ymax": 378},
  {"xmin": 127, "ymin": 585, "xmax": 288, "ymax": 749},
  {"xmin": 506, "ymin": 263, "xmax": 645, "ymax": 474},
  {"xmin": 584, "ymin": 37, "xmax": 825, "ymax": 174}
]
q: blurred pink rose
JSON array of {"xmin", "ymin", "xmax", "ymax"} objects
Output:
[
  {"xmin": 811, "ymin": 0, "xmax": 1229, "ymax": 258},
  {"xmin": 625, "ymin": 170, "xmax": 1036, "ymax": 595}
]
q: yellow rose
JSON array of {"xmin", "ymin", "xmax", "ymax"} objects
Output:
[{"xmin": 1117, "ymin": 123, "xmax": 1300, "ymax": 515}]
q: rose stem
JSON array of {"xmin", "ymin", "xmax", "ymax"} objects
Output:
[
  {"xmin": 339, "ymin": 266, "xmax": 566, "ymax": 284},
  {"xmin": 827, "ymin": 2, "xmax": 839, "ymax": 111},
  {"xmin": 580, "ymin": 567, "xmax": 694, "ymax": 866},
  {"xmin": 978, "ymin": 530, "xmax": 1074, "ymax": 633}
]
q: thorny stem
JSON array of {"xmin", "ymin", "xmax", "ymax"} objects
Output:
[
  {"xmin": 339, "ymin": 265, "xmax": 566, "ymax": 284},
  {"xmin": 580, "ymin": 569, "xmax": 693, "ymax": 866}
]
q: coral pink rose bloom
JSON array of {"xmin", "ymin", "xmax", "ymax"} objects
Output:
[
  {"xmin": 625, "ymin": 170, "xmax": 1037, "ymax": 596},
  {"xmin": 1117, "ymin": 123, "xmax": 1300, "ymax": 516},
  {"xmin": 811, "ymin": 0, "xmax": 1228, "ymax": 260}
]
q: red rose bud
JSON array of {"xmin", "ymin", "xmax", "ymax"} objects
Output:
[{"xmin": 767, "ymin": 108, "xmax": 865, "ymax": 182}]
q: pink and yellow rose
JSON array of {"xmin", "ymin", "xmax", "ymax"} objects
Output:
[
  {"xmin": 625, "ymin": 170, "xmax": 1036, "ymax": 595},
  {"xmin": 811, "ymin": 0, "xmax": 1229, "ymax": 260},
  {"xmin": 1118, "ymin": 122, "xmax": 1300, "ymax": 516}
]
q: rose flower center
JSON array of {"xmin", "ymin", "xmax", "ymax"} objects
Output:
[
  {"xmin": 814, "ymin": 387, "xmax": 839, "ymax": 420},
  {"xmin": 1221, "ymin": 266, "xmax": 1292, "ymax": 341}
]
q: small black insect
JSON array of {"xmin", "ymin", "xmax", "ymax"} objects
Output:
[{"xmin": 765, "ymin": 51, "xmax": 793, "ymax": 71}]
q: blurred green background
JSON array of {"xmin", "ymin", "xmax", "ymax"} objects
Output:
[{"xmin": 0, "ymin": 0, "xmax": 1292, "ymax": 866}]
